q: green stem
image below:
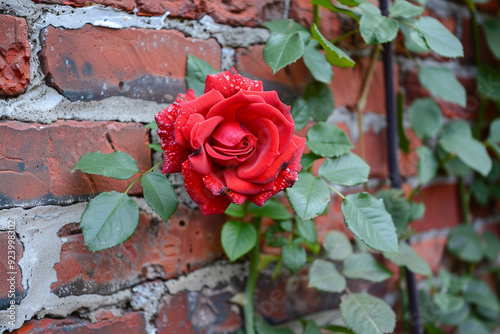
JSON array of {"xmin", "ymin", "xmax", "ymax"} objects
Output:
[
  {"xmin": 458, "ymin": 177, "xmax": 472, "ymax": 224},
  {"xmin": 326, "ymin": 183, "xmax": 346, "ymax": 199},
  {"xmin": 244, "ymin": 218, "xmax": 262, "ymax": 334},
  {"xmin": 474, "ymin": 98, "xmax": 487, "ymax": 139},
  {"xmin": 313, "ymin": 4, "xmax": 321, "ymax": 28},
  {"xmin": 464, "ymin": 0, "xmax": 482, "ymax": 68},
  {"xmin": 400, "ymin": 266, "xmax": 411, "ymax": 334},
  {"xmin": 123, "ymin": 160, "xmax": 163, "ymax": 196},
  {"xmin": 394, "ymin": 18, "xmax": 419, "ymax": 30},
  {"xmin": 331, "ymin": 29, "xmax": 358, "ymax": 45}
]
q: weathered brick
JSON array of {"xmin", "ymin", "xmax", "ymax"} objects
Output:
[
  {"xmin": 411, "ymin": 183, "xmax": 461, "ymax": 232},
  {"xmin": 0, "ymin": 120, "xmax": 150, "ymax": 209},
  {"xmin": 11, "ymin": 312, "xmax": 147, "ymax": 334},
  {"xmin": 31, "ymin": 0, "xmax": 136, "ymax": 12},
  {"xmin": 155, "ymin": 288, "xmax": 241, "ymax": 333},
  {"xmin": 0, "ymin": 15, "xmax": 30, "ymax": 96},
  {"xmin": 136, "ymin": 0, "xmax": 198, "ymax": 18},
  {"xmin": 412, "ymin": 236, "xmax": 447, "ymax": 274},
  {"xmin": 235, "ymin": 45, "xmax": 311, "ymax": 104},
  {"xmin": 51, "ymin": 206, "xmax": 225, "ymax": 297},
  {"xmin": 0, "ymin": 232, "xmax": 25, "ymax": 309},
  {"xmin": 39, "ymin": 25, "xmax": 220, "ymax": 103}
]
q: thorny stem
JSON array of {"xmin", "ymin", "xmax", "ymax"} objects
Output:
[
  {"xmin": 313, "ymin": 4, "xmax": 321, "ymax": 28},
  {"xmin": 458, "ymin": 176, "xmax": 472, "ymax": 225},
  {"xmin": 244, "ymin": 218, "xmax": 262, "ymax": 334},
  {"xmin": 331, "ymin": 29, "xmax": 358, "ymax": 45},
  {"xmin": 356, "ymin": 44, "xmax": 382, "ymax": 163}
]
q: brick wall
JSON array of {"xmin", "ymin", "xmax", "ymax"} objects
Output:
[{"xmin": 0, "ymin": 0, "xmax": 498, "ymax": 333}]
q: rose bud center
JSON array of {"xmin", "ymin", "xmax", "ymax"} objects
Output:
[{"xmin": 206, "ymin": 121, "xmax": 257, "ymax": 167}]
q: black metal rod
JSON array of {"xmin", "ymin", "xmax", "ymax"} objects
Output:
[{"xmin": 379, "ymin": 0, "xmax": 424, "ymax": 333}]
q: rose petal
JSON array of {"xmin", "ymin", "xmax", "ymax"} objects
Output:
[
  {"xmin": 212, "ymin": 121, "xmax": 252, "ymax": 147},
  {"xmin": 174, "ymin": 90, "xmax": 225, "ymax": 147},
  {"xmin": 182, "ymin": 160, "xmax": 231, "ymax": 215},
  {"xmin": 206, "ymin": 144, "xmax": 253, "ymax": 167},
  {"xmin": 204, "ymin": 68, "xmax": 263, "ymax": 98},
  {"xmin": 190, "ymin": 116, "xmax": 224, "ymax": 149},
  {"xmin": 155, "ymin": 90, "xmax": 197, "ymax": 173},
  {"xmin": 223, "ymin": 168, "xmax": 275, "ymax": 195},
  {"xmin": 202, "ymin": 171, "xmax": 248, "ymax": 205},
  {"xmin": 249, "ymin": 144, "xmax": 304, "ymax": 206},
  {"xmin": 188, "ymin": 145, "xmax": 212, "ymax": 176},
  {"xmin": 182, "ymin": 113, "xmax": 205, "ymax": 145},
  {"xmin": 244, "ymin": 90, "xmax": 293, "ymax": 124},
  {"xmin": 205, "ymin": 90, "xmax": 265, "ymax": 121},
  {"xmin": 236, "ymin": 118, "xmax": 280, "ymax": 180},
  {"xmin": 236, "ymin": 102, "xmax": 294, "ymax": 153},
  {"xmin": 242, "ymin": 135, "xmax": 306, "ymax": 184}
]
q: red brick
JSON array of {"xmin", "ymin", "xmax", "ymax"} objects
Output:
[
  {"xmin": 235, "ymin": 45, "xmax": 311, "ymax": 103},
  {"xmin": 0, "ymin": 15, "xmax": 30, "ymax": 96},
  {"xmin": 331, "ymin": 58, "xmax": 399, "ymax": 115},
  {"xmin": 32, "ymin": 0, "xmax": 136, "ymax": 12},
  {"xmin": 136, "ymin": 0, "xmax": 198, "ymax": 18},
  {"xmin": 290, "ymin": 0, "xmax": 353, "ymax": 42},
  {"xmin": 403, "ymin": 68, "xmax": 480, "ymax": 120},
  {"xmin": 39, "ymin": 25, "xmax": 220, "ymax": 103},
  {"xmin": 477, "ymin": 0, "xmax": 500, "ymax": 12},
  {"xmin": 411, "ymin": 183, "xmax": 461, "ymax": 232},
  {"xmin": 0, "ymin": 232, "xmax": 25, "ymax": 309},
  {"xmin": 0, "ymin": 120, "xmax": 150, "ymax": 208},
  {"xmin": 11, "ymin": 312, "xmax": 147, "ymax": 334},
  {"xmin": 411, "ymin": 236, "xmax": 447, "ymax": 274},
  {"xmin": 155, "ymin": 289, "xmax": 241, "ymax": 333},
  {"xmin": 51, "ymin": 206, "xmax": 225, "ymax": 296}
]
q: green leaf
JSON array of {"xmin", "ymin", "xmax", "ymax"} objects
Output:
[
  {"xmin": 221, "ymin": 221, "xmax": 257, "ymax": 262},
  {"xmin": 408, "ymin": 98, "xmax": 443, "ymax": 140},
  {"xmin": 319, "ymin": 153, "xmax": 370, "ymax": 186},
  {"xmin": 418, "ymin": 66, "xmax": 466, "ymax": 107},
  {"xmin": 301, "ymin": 153, "xmax": 321, "ymax": 170},
  {"xmin": 384, "ymin": 242, "xmax": 432, "ymax": 276},
  {"xmin": 290, "ymin": 98, "xmax": 309, "ymax": 130},
  {"xmin": 417, "ymin": 146, "xmax": 438, "ymax": 184},
  {"xmin": 225, "ymin": 203, "xmax": 246, "ymax": 218},
  {"xmin": 457, "ymin": 317, "xmax": 490, "ymax": 334},
  {"xmin": 261, "ymin": 19, "xmax": 311, "ymax": 43},
  {"xmin": 248, "ymin": 199, "xmax": 292, "ymax": 220},
  {"xmin": 308, "ymin": 259, "xmax": 346, "ymax": 292},
  {"xmin": 438, "ymin": 146, "xmax": 472, "ymax": 178},
  {"xmin": 342, "ymin": 192, "xmax": 398, "ymax": 253},
  {"xmin": 255, "ymin": 317, "xmax": 294, "ymax": 334},
  {"xmin": 484, "ymin": 18, "xmax": 500, "ymax": 59},
  {"xmin": 471, "ymin": 178, "xmax": 490, "ymax": 206},
  {"xmin": 409, "ymin": 202, "xmax": 425, "ymax": 222},
  {"xmin": 360, "ymin": 11, "xmax": 399, "ymax": 44},
  {"xmin": 415, "ymin": 16, "xmax": 464, "ymax": 58},
  {"xmin": 303, "ymin": 41, "xmax": 333, "ymax": 83},
  {"xmin": 433, "ymin": 292, "xmax": 464, "ymax": 313},
  {"xmin": 303, "ymin": 320, "xmax": 323, "ymax": 334},
  {"xmin": 311, "ymin": 0, "xmax": 360, "ymax": 22},
  {"xmin": 73, "ymin": 151, "xmax": 140, "ymax": 180},
  {"xmin": 389, "ymin": 0, "xmax": 424, "ymax": 19},
  {"xmin": 374, "ymin": 189, "xmax": 410, "ymax": 237},
  {"xmin": 340, "ymin": 293, "xmax": 396, "ymax": 334},
  {"xmin": 343, "ymin": 253, "xmax": 392, "ymax": 282},
  {"xmin": 439, "ymin": 302, "xmax": 470, "ymax": 326},
  {"xmin": 307, "ymin": 122, "xmax": 354, "ymax": 158},
  {"xmin": 148, "ymin": 143, "xmax": 162, "ymax": 152},
  {"xmin": 482, "ymin": 231, "xmax": 500, "ymax": 262},
  {"xmin": 186, "ymin": 54, "xmax": 219, "ymax": 96},
  {"xmin": 296, "ymin": 218, "xmax": 317, "ymax": 244},
  {"xmin": 303, "ymin": 81, "xmax": 335, "ymax": 122},
  {"xmin": 265, "ymin": 224, "xmax": 288, "ymax": 247},
  {"xmin": 141, "ymin": 172, "xmax": 179, "ymax": 222},
  {"xmin": 145, "ymin": 121, "xmax": 158, "ymax": 130},
  {"xmin": 477, "ymin": 65, "xmax": 500, "ymax": 102},
  {"xmin": 287, "ymin": 172, "xmax": 331, "ymax": 221},
  {"xmin": 263, "ymin": 32, "xmax": 305, "ymax": 74},
  {"xmin": 311, "ymin": 23, "xmax": 355, "ymax": 68},
  {"xmin": 440, "ymin": 134, "xmax": 492, "ymax": 177},
  {"xmin": 487, "ymin": 118, "xmax": 500, "ymax": 143},
  {"xmin": 80, "ymin": 191, "xmax": 139, "ymax": 251},
  {"xmin": 447, "ymin": 225, "xmax": 483, "ymax": 263},
  {"xmin": 323, "ymin": 230, "xmax": 353, "ymax": 261},
  {"xmin": 397, "ymin": 92, "xmax": 410, "ymax": 153},
  {"xmin": 464, "ymin": 278, "xmax": 500, "ymax": 312},
  {"xmin": 282, "ymin": 244, "xmax": 307, "ymax": 273},
  {"xmin": 399, "ymin": 21, "xmax": 430, "ymax": 53}
]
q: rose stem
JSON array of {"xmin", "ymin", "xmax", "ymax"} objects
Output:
[{"xmin": 244, "ymin": 217, "xmax": 262, "ymax": 334}]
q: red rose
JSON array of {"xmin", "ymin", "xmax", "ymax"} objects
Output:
[{"xmin": 155, "ymin": 69, "xmax": 306, "ymax": 215}]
